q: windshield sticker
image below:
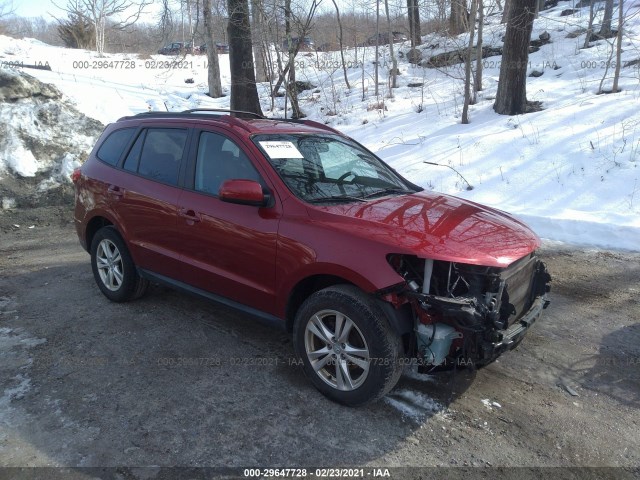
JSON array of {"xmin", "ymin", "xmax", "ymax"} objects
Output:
[{"xmin": 259, "ymin": 141, "xmax": 304, "ymax": 159}]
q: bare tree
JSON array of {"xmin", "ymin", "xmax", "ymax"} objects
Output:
[
  {"xmin": 228, "ymin": 0, "xmax": 263, "ymax": 116},
  {"xmin": 284, "ymin": 0, "xmax": 303, "ymax": 118},
  {"xmin": 534, "ymin": 0, "xmax": 544, "ymax": 17},
  {"xmin": 599, "ymin": 0, "xmax": 614, "ymax": 37},
  {"xmin": 600, "ymin": 0, "xmax": 624, "ymax": 93},
  {"xmin": 251, "ymin": 0, "xmax": 268, "ymax": 82},
  {"xmin": 203, "ymin": 0, "xmax": 223, "ymax": 97},
  {"xmin": 501, "ymin": 0, "xmax": 511, "ymax": 23},
  {"xmin": 4, "ymin": 16, "xmax": 60, "ymax": 43},
  {"xmin": 158, "ymin": 0, "xmax": 175, "ymax": 44},
  {"xmin": 384, "ymin": 0, "xmax": 398, "ymax": 91},
  {"xmin": 450, "ymin": 0, "xmax": 468, "ymax": 35},
  {"xmin": 330, "ymin": 0, "xmax": 350, "ymax": 89},
  {"xmin": 54, "ymin": 0, "xmax": 96, "ymax": 49},
  {"xmin": 184, "ymin": 0, "xmax": 195, "ymax": 41},
  {"xmin": 493, "ymin": 0, "xmax": 537, "ymax": 115},
  {"xmin": 270, "ymin": 0, "xmax": 320, "ymax": 102},
  {"xmin": 0, "ymin": 0, "xmax": 14, "ymax": 19},
  {"xmin": 583, "ymin": 0, "xmax": 595, "ymax": 48},
  {"xmin": 76, "ymin": 0, "xmax": 152, "ymax": 55},
  {"xmin": 462, "ymin": 0, "xmax": 477, "ymax": 123},
  {"xmin": 474, "ymin": 0, "xmax": 484, "ymax": 98},
  {"xmin": 611, "ymin": 0, "xmax": 623, "ymax": 93},
  {"xmin": 407, "ymin": 0, "xmax": 421, "ymax": 46},
  {"xmin": 374, "ymin": 0, "xmax": 379, "ymax": 97}
]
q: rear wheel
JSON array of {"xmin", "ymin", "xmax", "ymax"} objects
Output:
[
  {"xmin": 293, "ymin": 285, "xmax": 403, "ymax": 406},
  {"xmin": 90, "ymin": 226, "xmax": 148, "ymax": 302}
]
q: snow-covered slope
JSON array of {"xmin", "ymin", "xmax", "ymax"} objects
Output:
[{"xmin": 0, "ymin": 0, "xmax": 638, "ymax": 249}]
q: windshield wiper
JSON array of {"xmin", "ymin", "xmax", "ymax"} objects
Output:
[
  {"xmin": 361, "ymin": 187, "xmax": 414, "ymax": 199},
  {"xmin": 307, "ymin": 195, "xmax": 367, "ymax": 204}
]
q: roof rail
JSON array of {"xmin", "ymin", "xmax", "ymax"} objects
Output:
[
  {"xmin": 119, "ymin": 109, "xmax": 264, "ymax": 129},
  {"xmin": 120, "ymin": 110, "xmax": 340, "ymax": 135},
  {"xmin": 276, "ymin": 118, "xmax": 342, "ymax": 135},
  {"xmin": 181, "ymin": 108, "xmax": 265, "ymax": 119}
]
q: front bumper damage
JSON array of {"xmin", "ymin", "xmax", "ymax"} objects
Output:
[{"xmin": 387, "ymin": 253, "xmax": 551, "ymax": 369}]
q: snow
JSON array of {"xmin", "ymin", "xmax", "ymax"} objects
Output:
[
  {"xmin": 0, "ymin": 0, "xmax": 638, "ymax": 250},
  {"xmin": 385, "ymin": 389, "xmax": 446, "ymax": 422}
]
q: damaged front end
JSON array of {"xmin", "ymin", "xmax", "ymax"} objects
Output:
[{"xmin": 385, "ymin": 253, "xmax": 551, "ymax": 370}]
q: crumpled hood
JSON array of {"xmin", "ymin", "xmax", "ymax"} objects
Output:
[{"xmin": 309, "ymin": 191, "xmax": 541, "ymax": 267}]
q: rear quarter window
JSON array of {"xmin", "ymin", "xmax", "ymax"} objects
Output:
[
  {"xmin": 136, "ymin": 128, "xmax": 188, "ymax": 186},
  {"xmin": 96, "ymin": 128, "xmax": 136, "ymax": 166}
]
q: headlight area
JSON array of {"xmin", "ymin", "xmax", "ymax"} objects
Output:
[{"xmin": 384, "ymin": 254, "xmax": 551, "ymax": 370}]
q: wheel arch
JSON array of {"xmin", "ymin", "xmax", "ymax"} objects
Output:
[
  {"xmin": 85, "ymin": 215, "xmax": 114, "ymax": 251},
  {"xmin": 285, "ymin": 274, "xmax": 354, "ymax": 332},
  {"xmin": 284, "ymin": 273, "xmax": 414, "ymax": 341}
]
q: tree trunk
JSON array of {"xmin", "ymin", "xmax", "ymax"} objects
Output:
[
  {"xmin": 384, "ymin": 0, "xmax": 398, "ymax": 91},
  {"xmin": 583, "ymin": 0, "xmax": 595, "ymax": 48},
  {"xmin": 251, "ymin": 0, "xmax": 267, "ymax": 82},
  {"xmin": 501, "ymin": 0, "xmax": 511, "ymax": 23},
  {"xmin": 450, "ymin": 0, "xmax": 468, "ymax": 35},
  {"xmin": 474, "ymin": 0, "xmax": 484, "ymax": 98},
  {"xmin": 599, "ymin": 0, "xmax": 614, "ymax": 37},
  {"xmin": 331, "ymin": 0, "xmax": 351, "ymax": 89},
  {"xmin": 284, "ymin": 0, "xmax": 302, "ymax": 118},
  {"xmin": 612, "ymin": 0, "xmax": 623, "ymax": 93},
  {"xmin": 203, "ymin": 0, "xmax": 223, "ymax": 97},
  {"xmin": 374, "ymin": 0, "xmax": 379, "ymax": 97},
  {"xmin": 407, "ymin": 0, "xmax": 421, "ymax": 47},
  {"xmin": 493, "ymin": 0, "xmax": 536, "ymax": 115},
  {"xmin": 227, "ymin": 0, "xmax": 263, "ymax": 116},
  {"xmin": 187, "ymin": 0, "xmax": 193, "ymax": 39},
  {"xmin": 462, "ymin": 0, "xmax": 477, "ymax": 124},
  {"xmin": 407, "ymin": 0, "xmax": 415, "ymax": 47}
]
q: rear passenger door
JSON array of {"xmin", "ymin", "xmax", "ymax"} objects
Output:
[
  {"xmin": 175, "ymin": 129, "xmax": 281, "ymax": 315},
  {"xmin": 114, "ymin": 126, "xmax": 190, "ymax": 279}
]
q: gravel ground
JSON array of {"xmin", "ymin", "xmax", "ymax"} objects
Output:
[{"xmin": 0, "ymin": 206, "xmax": 638, "ymax": 479}]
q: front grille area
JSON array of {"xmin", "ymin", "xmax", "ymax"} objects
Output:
[{"xmin": 500, "ymin": 255, "xmax": 537, "ymax": 325}]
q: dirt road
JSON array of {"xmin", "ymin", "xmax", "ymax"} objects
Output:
[{"xmin": 0, "ymin": 207, "xmax": 639, "ymax": 479}]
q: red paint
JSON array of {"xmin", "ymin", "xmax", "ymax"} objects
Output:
[{"xmin": 75, "ymin": 114, "xmax": 541, "ymax": 320}]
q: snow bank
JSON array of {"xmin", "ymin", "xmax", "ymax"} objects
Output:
[{"xmin": 0, "ymin": 68, "xmax": 103, "ymax": 206}]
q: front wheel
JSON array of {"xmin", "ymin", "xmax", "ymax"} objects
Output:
[
  {"xmin": 90, "ymin": 226, "xmax": 148, "ymax": 302},
  {"xmin": 293, "ymin": 285, "xmax": 403, "ymax": 406}
]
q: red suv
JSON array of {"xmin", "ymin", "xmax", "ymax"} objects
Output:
[{"xmin": 73, "ymin": 109, "xmax": 550, "ymax": 406}]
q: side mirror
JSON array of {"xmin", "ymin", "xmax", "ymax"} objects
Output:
[{"xmin": 219, "ymin": 179, "xmax": 269, "ymax": 207}]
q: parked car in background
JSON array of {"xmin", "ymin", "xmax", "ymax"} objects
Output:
[
  {"xmin": 316, "ymin": 42, "xmax": 336, "ymax": 52},
  {"xmin": 282, "ymin": 36, "xmax": 315, "ymax": 52},
  {"xmin": 365, "ymin": 31, "xmax": 408, "ymax": 46},
  {"xmin": 158, "ymin": 42, "xmax": 197, "ymax": 55},
  {"xmin": 199, "ymin": 43, "xmax": 230, "ymax": 54},
  {"xmin": 73, "ymin": 109, "xmax": 551, "ymax": 407}
]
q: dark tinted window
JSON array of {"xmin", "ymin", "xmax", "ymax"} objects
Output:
[
  {"xmin": 96, "ymin": 128, "xmax": 136, "ymax": 166},
  {"xmin": 123, "ymin": 131, "xmax": 146, "ymax": 172},
  {"xmin": 195, "ymin": 132, "xmax": 262, "ymax": 195},
  {"xmin": 137, "ymin": 129, "xmax": 188, "ymax": 186}
]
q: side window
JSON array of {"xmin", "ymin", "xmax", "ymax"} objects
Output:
[
  {"xmin": 195, "ymin": 132, "xmax": 262, "ymax": 195},
  {"xmin": 137, "ymin": 128, "xmax": 187, "ymax": 186},
  {"xmin": 96, "ymin": 128, "xmax": 136, "ymax": 166},
  {"xmin": 123, "ymin": 130, "xmax": 146, "ymax": 172}
]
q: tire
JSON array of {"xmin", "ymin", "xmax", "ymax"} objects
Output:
[
  {"xmin": 293, "ymin": 285, "xmax": 403, "ymax": 407},
  {"xmin": 90, "ymin": 226, "xmax": 148, "ymax": 302}
]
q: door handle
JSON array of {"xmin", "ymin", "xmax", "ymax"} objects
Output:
[
  {"xmin": 178, "ymin": 208, "xmax": 201, "ymax": 223},
  {"xmin": 107, "ymin": 185, "xmax": 124, "ymax": 197}
]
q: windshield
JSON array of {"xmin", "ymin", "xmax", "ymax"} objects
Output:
[{"xmin": 252, "ymin": 134, "xmax": 418, "ymax": 203}]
